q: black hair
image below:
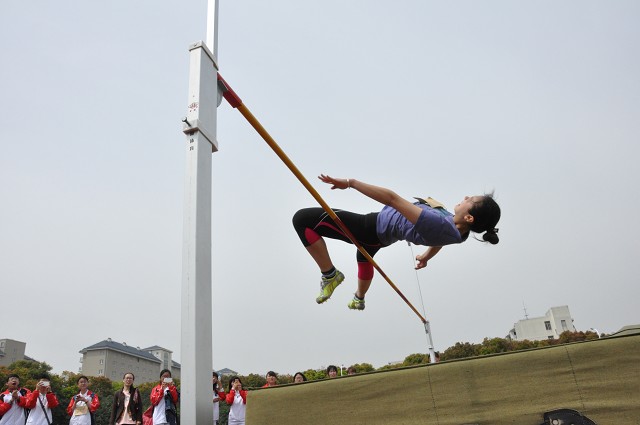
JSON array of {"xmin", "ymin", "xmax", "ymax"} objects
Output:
[
  {"xmin": 7, "ymin": 374, "xmax": 20, "ymax": 381},
  {"xmin": 266, "ymin": 371, "xmax": 277, "ymax": 378},
  {"xmin": 159, "ymin": 369, "xmax": 171, "ymax": 378},
  {"xmin": 77, "ymin": 375, "xmax": 89, "ymax": 384},
  {"xmin": 326, "ymin": 365, "xmax": 338, "ymax": 374},
  {"xmin": 293, "ymin": 372, "xmax": 307, "ymax": 382},
  {"xmin": 228, "ymin": 376, "xmax": 242, "ymax": 392},
  {"xmin": 212, "ymin": 371, "xmax": 218, "ymax": 378},
  {"xmin": 468, "ymin": 193, "xmax": 501, "ymax": 244},
  {"xmin": 346, "ymin": 366, "xmax": 357, "ymax": 374}
]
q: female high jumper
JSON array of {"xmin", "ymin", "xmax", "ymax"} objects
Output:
[{"xmin": 292, "ymin": 174, "xmax": 501, "ymax": 310}]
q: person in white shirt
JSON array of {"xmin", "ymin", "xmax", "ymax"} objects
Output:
[
  {"xmin": 224, "ymin": 377, "xmax": 247, "ymax": 425},
  {"xmin": 0, "ymin": 375, "xmax": 30, "ymax": 425},
  {"xmin": 25, "ymin": 375, "xmax": 59, "ymax": 425},
  {"xmin": 150, "ymin": 370, "xmax": 179, "ymax": 425},
  {"xmin": 211, "ymin": 372, "xmax": 225, "ymax": 425}
]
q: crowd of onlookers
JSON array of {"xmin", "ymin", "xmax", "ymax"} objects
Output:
[
  {"xmin": 0, "ymin": 364, "xmax": 363, "ymax": 425},
  {"xmin": 1, "ymin": 369, "xmax": 179, "ymax": 425}
]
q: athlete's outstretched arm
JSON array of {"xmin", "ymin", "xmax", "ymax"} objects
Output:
[{"xmin": 318, "ymin": 174, "xmax": 422, "ymax": 224}]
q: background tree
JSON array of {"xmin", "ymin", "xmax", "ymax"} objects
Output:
[
  {"xmin": 558, "ymin": 330, "xmax": 593, "ymax": 344},
  {"xmin": 510, "ymin": 339, "xmax": 539, "ymax": 351},
  {"xmin": 136, "ymin": 380, "xmax": 157, "ymax": 412},
  {"xmin": 219, "ymin": 400, "xmax": 230, "ymax": 425},
  {"xmin": 478, "ymin": 337, "xmax": 512, "ymax": 355},
  {"xmin": 349, "ymin": 363, "xmax": 375, "ymax": 373},
  {"xmin": 402, "ymin": 353, "xmax": 430, "ymax": 366},
  {"xmin": 240, "ymin": 373, "xmax": 266, "ymax": 389},
  {"xmin": 441, "ymin": 342, "xmax": 480, "ymax": 360},
  {"xmin": 375, "ymin": 362, "xmax": 403, "ymax": 371},
  {"xmin": 302, "ymin": 368, "xmax": 326, "ymax": 381}
]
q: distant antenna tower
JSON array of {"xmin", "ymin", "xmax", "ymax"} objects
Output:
[{"xmin": 522, "ymin": 301, "xmax": 529, "ymax": 319}]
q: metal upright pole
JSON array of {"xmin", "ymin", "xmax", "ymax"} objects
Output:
[
  {"xmin": 424, "ymin": 321, "xmax": 437, "ymax": 363},
  {"xmin": 180, "ymin": 1, "xmax": 219, "ymax": 423}
]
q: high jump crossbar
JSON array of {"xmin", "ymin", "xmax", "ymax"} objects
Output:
[{"xmin": 216, "ymin": 73, "xmax": 427, "ymax": 325}]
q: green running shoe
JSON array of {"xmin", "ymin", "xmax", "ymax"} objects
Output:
[
  {"xmin": 315, "ymin": 270, "xmax": 345, "ymax": 304},
  {"xmin": 347, "ymin": 295, "xmax": 365, "ymax": 311}
]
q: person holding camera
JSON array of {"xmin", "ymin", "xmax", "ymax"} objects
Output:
[
  {"xmin": 225, "ymin": 377, "xmax": 247, "ymax": 425},
  {"xmin": 149, "ymin": 370, "xmax": 179, "ymax": 425},
  {"xmin": 0, "ymin": 374, "xmax": 31, "ymax": 425},
  {"xmin": 66, "ymin": 376, "xmax": 100, "ymax": 425},
  {"xmin": 25, "ymin": 374, "xmax": 59, "ymax": 425}
]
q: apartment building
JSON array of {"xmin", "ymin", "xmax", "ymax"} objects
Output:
[
  {"xmin": 0, "ymin": 339, "xmax": 26, "ymax": 367},
  {"xmin": 80, "ymin": 338, "xmax": 181, "ymax": 384}
]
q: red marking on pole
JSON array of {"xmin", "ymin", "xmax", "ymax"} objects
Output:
[{"xmin": 217, "ymin": 74, "xmax": 243, "ymax": 108}]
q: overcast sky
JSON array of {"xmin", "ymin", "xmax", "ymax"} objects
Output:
[{"xmin": 1, "ymin": 1, "xmax": 638, "ymax": 377}]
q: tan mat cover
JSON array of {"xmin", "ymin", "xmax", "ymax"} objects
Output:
[{"xmin": 246, "ymin": 333, "xmax": 640, "ymax": 424}]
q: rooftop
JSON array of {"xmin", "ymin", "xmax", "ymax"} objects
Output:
[{"xmin": 80, "ymin": 339, "xmax": 161, "ymax": 363}]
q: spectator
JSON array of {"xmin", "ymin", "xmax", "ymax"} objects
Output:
[
  {"xmin": 25, "ymin": 374, "xmax": 59, "ymax": 425},
  {"xmin": 261, "ymin": 371, "xmax": 277, "ymax": 388},
  {"xmin": 212, "ymin": 372, "xmax": 225, "ymax": 425},
  {"xmin": 225, "ymin": 377, "xmax": 247, "ymax": 425},
  {"xmin": 326, "ymin": 365, "xmax": 338, "ymax": 378},
  {"xmin": 347, "ymin": 367, "xmax": 357, "ymax": 376},
  {"xmin": 0, "ymin": 374, "xmax": 30, "ymax": 425},
  {"xmin": 150, "ymin": 369, "xmax": 179, "ymax": 425},
  {"xmin": 66, "ymin": 376, "xmax": 100, "ymax": 425},
  {"xmin": 293, "ymin": 372, "xmax": 307, "ymax": 384},
  {"xmin": 110, "ymin": 372, "xmax": 142, "ymax": 425}
]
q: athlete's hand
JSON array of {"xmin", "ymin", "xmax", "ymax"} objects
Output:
[
  {"xmin": 415, "ymin": 254, "xmax": 428, "ymax": 270},
  {"xmin": 318, "ymin": 174, "xmax": 349, "ymax": 190}
]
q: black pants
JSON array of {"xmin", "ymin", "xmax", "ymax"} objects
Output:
[{"xmin": 292, "ymin": 207, "xmax": 383, "ymax": 262}]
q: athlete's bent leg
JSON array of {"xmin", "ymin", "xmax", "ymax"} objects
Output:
[{"xmin": 305, "ymin": 237, "xmax": 334, "ymax": 273}]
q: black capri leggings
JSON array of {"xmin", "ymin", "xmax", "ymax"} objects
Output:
[{"xmin": 292, "ymin": 207, "xmax": 383, "ymax": 262}]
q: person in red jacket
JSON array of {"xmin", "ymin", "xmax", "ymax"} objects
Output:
[
  {"xmin": 25, "ymin": 374, "xmax": 59, "ymax": 425},
  {"xmin": 261, "ymin": 371, "xmax": 277, "ymax": 388},
  {"xmin": 225, "ymin": 376, "xmax": 247, "ymax": 425},
  {"xmin": 66, "ymin": 375, "xmax": 100, "ymax": 425},
  {"xmin": 149, "ymin": 369, "xmax": 179, "ymax": 425},
  {"xmin": 0, "ymin": 374, "xmax": 30, "ymax": 425}
]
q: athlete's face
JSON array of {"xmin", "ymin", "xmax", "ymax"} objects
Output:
[{"xmin": 453, "ymin": 196, "xmax": 481, "ymax": 225}]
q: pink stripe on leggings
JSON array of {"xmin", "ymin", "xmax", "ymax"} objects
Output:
[{"xmin": 358, "ymin": 262, "xmax": 374, "ymax": 280}]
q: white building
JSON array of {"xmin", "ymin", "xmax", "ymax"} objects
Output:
[{"xmin": 507, "ymin": 305, "xmax": 576, "ymax": 341}]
